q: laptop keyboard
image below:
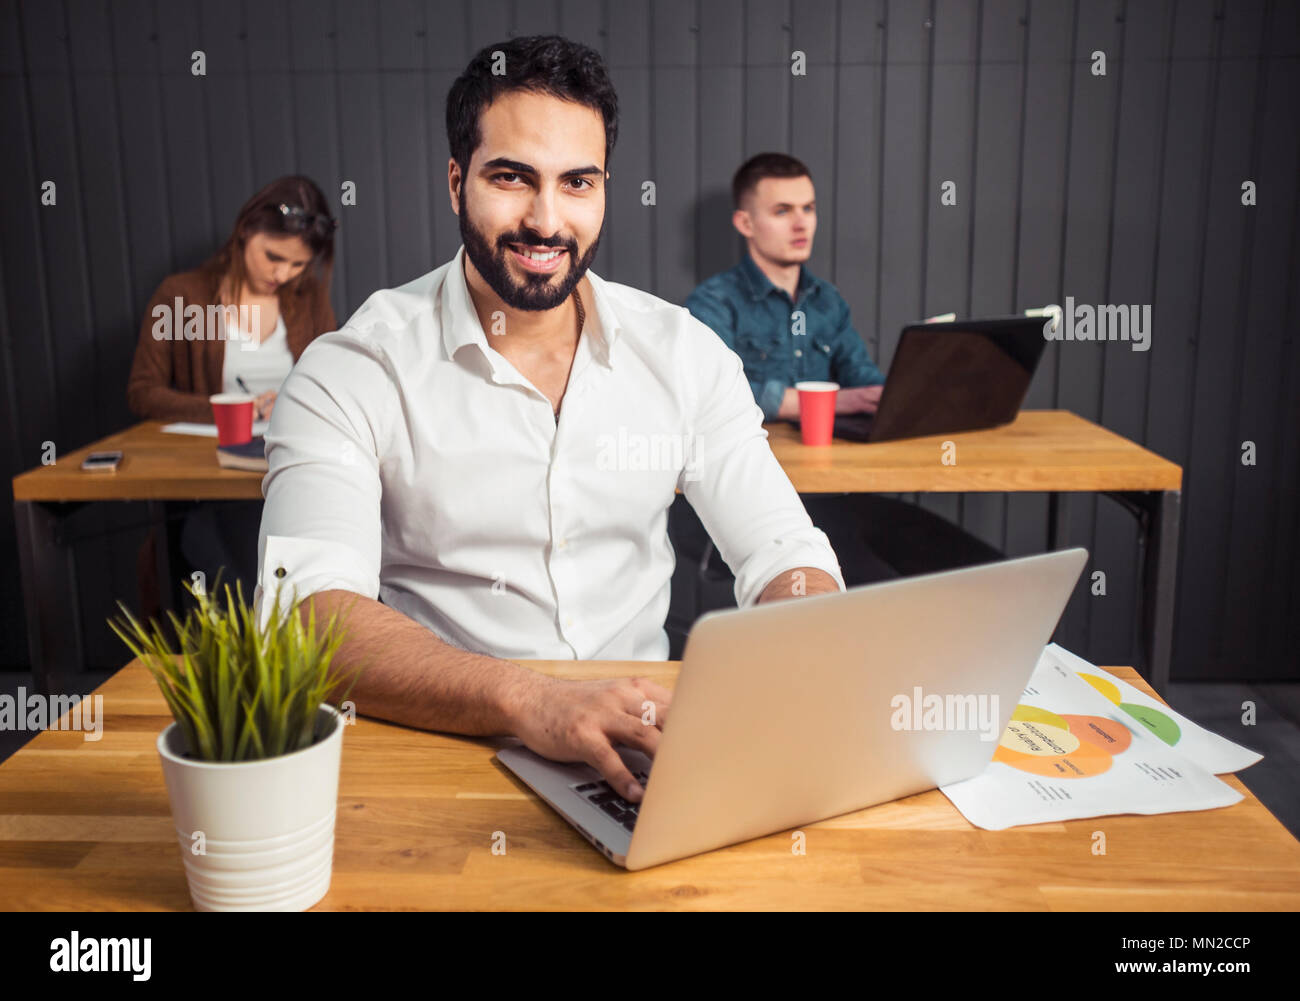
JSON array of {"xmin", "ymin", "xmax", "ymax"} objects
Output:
[{"xmin": 574, "ymin": 769, "xmax": 650, "ymax": 832}]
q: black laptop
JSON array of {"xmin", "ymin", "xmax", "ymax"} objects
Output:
[{"xmin": 788, "ymin": 315, "xmax": 1049, "ymax": 443}]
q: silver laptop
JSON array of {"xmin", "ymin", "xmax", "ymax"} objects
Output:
[{"xmin": 497, "ymin": 547, "xmax": 1088, "ymax": 870}]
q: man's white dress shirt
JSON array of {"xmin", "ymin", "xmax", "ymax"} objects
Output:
[{"xmin": 254, "ymin": 246, "xmax": 844, "ymax": 660}]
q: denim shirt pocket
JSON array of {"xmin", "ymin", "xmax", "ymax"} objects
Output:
[
  {"xmin": 736, "ymin": 327, "xmax": 771, "ymax": 353},
  {"xmin": 803, "ymin": 333, "xmax": 835, "ymax": 379},
  {"xmin": 734, "ymin": 328, "xmax": 780, "ymax": 376}
]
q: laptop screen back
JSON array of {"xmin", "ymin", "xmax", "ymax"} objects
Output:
[{"xmin": 869, "ymin": 316, "xmax": 1049, "ymax": 442}]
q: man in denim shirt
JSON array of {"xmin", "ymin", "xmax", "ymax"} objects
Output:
[
  {"xmin": 665, "ymin": 154, "xmax": 1001, "ymax": 648},
  {"xmin": 684, "ymin": 161, "xmax": 884, "ymax": 422}
]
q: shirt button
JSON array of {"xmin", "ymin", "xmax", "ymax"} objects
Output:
[
  {"xmin": 557, "ymin": 538, "xmax": 568, "ymax": 550},
  {"xmin": 565, "ymin": 616, "xmax": 574, "ymax": 627},
  {"xmin": 794, "ymin": 349, "xmax": 802, "ymax": 357},
  {"xmin": 274, "ymin": 567, "xmax": 286, "ymax": 578}
]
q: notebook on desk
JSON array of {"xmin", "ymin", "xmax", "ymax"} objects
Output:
[{"xmin": 215, "ymin": 436, "xmax": 267, "ymax": 472}]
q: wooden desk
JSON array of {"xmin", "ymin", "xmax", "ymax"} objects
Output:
[
  {"xmin": 0, "ymin": 659, "xmax": 1295, "ymax": 911},
  {"xmin": 763, "ymin": 411, "xmax": 1182, "ymax": 692},
  {"xmin": 764, "ymin": 410, "xmax": 1180, "ymax": 494},
  {"xmin": 12, "ymin": 413, "xmax": 1182, "ymax": 695},
  {"xmin": 12, "ymin": 420, "xmax": 263, "ymax": 502},
  {"xmin": 12, "ymin": 422, "xmax": 263, "ymax": 698}
]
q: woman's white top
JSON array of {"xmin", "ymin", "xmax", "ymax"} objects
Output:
[{"xmin": 222, "ymin": 312, "xmax": 294, "ymax": 396}]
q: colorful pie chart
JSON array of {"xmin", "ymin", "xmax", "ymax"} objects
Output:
[
  {"xmin": 992, "ymin": 704, "xmax": 1137, "ymax": 778},
  {"xmin": 994, "ymin": 734, "xmax": 1113, "ymax": 777}
]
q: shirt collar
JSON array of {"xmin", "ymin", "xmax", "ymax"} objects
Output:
[
  {"xmin": 738, "ymin": 250, "xmax": 820, "ymax": 304},
  {"xmin": 441, "ymin": 244, "xmax": 621, "ymax": 371}
]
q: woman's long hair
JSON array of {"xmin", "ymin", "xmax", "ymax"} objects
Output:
[{"xmin": 202, "ymin": 175, "xmax": 337, "ymax": 318}]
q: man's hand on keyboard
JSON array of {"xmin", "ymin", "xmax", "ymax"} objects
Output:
[
  {"xmin": 509, "ymin": 675, "xmax": 672, "ymax": 803},
  {"xmin": 834, "ymin": 384, "xmax": 882, "ymax": 414}
]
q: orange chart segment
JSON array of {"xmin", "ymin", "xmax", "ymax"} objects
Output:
[
  {"xmin": 994, "ymin": 737, "xmax": 1113, "ymax": 778},
  {"xmin": 1061, "ymin": 714, "xmax": 1133, "ymax": 754}
]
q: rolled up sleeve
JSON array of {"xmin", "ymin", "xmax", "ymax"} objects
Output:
[
  {"xmin": 254, "ymin": 331, "xmax": 392, "ymax": 625},
  {"xmin": 679, "ymin": 316, "xmax": 845, "ymax": 608},
  {"xmin": 755, "ymin": 377, "xmax": 787, "ymax": 422},
  {"xmin": 830, "ymin": 294, "xmax": 886, "ymax": 387}
]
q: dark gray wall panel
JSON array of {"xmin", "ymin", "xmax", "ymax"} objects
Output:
[
  {"xmin": 1, "ymin": 0, "xmax": 1296, "ymax": 680},
  {"xmin": 964, "ymin": 0, "xmax": 1028, "ymax": 556},
  {"xmin": 1221, "ymin": 0, "xmax": 1298, "ymax": 675},
  {"xmin": 1007, "ymin": 0, "xmax": 1072, "ymax": 568},
  {"xmin": 696, "ymin": 0, "xmax": 745, "ymax": 283},
  {"xmin": 1088, "ymin": 0, "xmax": 1172, "ymax": 665},
  {"xmin": 1178, "ymin": 0, "xmax": 1268, "ymax": 673},
  {"xmin": 918, "ymin": 0, "xmax": 978, "ymax": 531}
]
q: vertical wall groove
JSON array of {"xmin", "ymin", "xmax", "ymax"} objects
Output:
[
  {"xmin": 1140, "ymin": 0, "xmax": 1178, "ymax": 449},
  {"xmin": 1215, "ymin": 0, "xmax": 1275, "ymax": 660}
]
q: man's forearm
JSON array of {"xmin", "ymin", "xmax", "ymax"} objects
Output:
[
  {"xmin": 757, "ymin": 566, "xmax": 840, "ymax": 604},
  {"xmin": 776, "ymin": 386, "xmax": 800, "ymax": 420},
  {"xmin": 297, "ymin": 588, "xmax": 546, "ymax": 736}
]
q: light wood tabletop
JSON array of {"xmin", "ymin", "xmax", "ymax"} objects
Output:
[
  {"xmin": 11, "ymin": 410, "xmax": 1181, "ymax": 503},
  {"xmin": 0, "ymin": 658, "xmax": 1294, "ymax": 911},
  {"xmin": 764, "ymin": 409, "xmax": 1182, "ymax": 493},
  {"xmin": 12, "ymin": 421, "xmax": 263, "ymax": 502}
]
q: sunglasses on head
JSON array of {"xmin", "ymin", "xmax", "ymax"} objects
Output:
[{"xmin": 277, "ymin": 202, "xmax": 339, "ymax": 236}]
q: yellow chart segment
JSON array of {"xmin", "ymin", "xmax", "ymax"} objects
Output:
[{"xmin": 1079, "ymin": 673, "xmax": 1122, "ymax": 705}]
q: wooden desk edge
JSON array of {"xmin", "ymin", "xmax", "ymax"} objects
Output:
[
  {"xmin": 31, "ymin": 660, "xmax": 1292, "ymax": 846},
  {"xmin": 13, "ymin": 412, "xmax": 1184, "ymax": 500}
]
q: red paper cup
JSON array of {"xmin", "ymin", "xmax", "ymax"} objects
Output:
[
  {"xmin": 796, "ymin": 381, "xmax": 839, "ymax": 446},
  {"xmin": 210, "ymin": 393, "xmax": 255, "ymax": 447}
]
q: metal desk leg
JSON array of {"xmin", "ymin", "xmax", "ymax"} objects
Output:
[
  {"xmin": 14, "ymin": 500, "xmax": 86, "ymax": 699},
  {"xmin": 147, "ymin": 500, "xmax": 175, "ymax": 615},
  {"xmin": 1142, "ymin": 490, "xmax": 1181, "ymax": 695},
  {"xmin": 1047, "ymin": 491, "xmax": 1072, "ymax": 550}
]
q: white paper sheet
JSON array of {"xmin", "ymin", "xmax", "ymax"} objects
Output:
[
  {"xmin": 161, "ymin": 421, "xmax": 270, "ymax": 438},
  {"xmin": 939, "ymin": 646, "xmax": 1247, "ymax": 830},
  {"xmin": 1044, "ymin": 643, "xmax": 1263, "ymax": 775}
]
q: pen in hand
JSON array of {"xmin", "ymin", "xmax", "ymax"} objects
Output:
[{"xmin": 235, "ymin": 376, "xmax": 261, "ymax": 420}]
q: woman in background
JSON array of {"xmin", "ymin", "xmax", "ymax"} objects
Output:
[
  {"xmin": 127, "ymin": 175, "xmax": 339, "ymax": 612},
  {"xmin": 128, "ymin": 174, "xmax": 338, "ymax": 420}
]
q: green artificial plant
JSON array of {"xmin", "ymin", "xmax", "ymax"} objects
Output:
[{"xmin": 109, "ymin": 573, "xmax": 360, "ymax": 762}]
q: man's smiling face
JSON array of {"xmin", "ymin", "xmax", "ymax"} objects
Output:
[{"xmin": 453, "ymin": 90, "xmax": 608, "ymax": 311}]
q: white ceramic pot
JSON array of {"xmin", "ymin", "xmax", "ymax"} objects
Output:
[{"xmin": 156, "ymin": 704, "xmax": 344, "ymax": 911}]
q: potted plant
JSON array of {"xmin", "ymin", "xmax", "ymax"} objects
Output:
[{"xmin": 109, "ymin": 575, "xmax": 359, "ymax": 911}]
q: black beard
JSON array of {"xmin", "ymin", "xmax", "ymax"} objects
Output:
[{"xmin": 459, "ymin": 187, "xmax": 602, "ymax": 312}]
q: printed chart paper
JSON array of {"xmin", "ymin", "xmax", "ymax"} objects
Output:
[
  {"xmin": 939, "ymin": 646, "xmax": 1246, "ymax": 831},
  {"xmin": 1044, "ymin": 643, "xmax": 1262, "ymax": 775}
]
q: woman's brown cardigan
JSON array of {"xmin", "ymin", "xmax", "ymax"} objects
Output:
[{"xmin": 126, "ymin": 264, "xmax": 337, "ymax": 422}]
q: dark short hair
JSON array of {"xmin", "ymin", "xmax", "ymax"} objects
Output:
[
  {"xmin": 732, "ymin": 152, "xmax": 812, "ymax": 210},
  {"xmin": 446, "ymin": 35, "xmax": 619, "ymax": 175}
]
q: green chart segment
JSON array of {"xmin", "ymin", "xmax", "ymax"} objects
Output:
[{"xmin": 1079, "ymin": 673, "xmax": 1182, "ymax": 747}]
